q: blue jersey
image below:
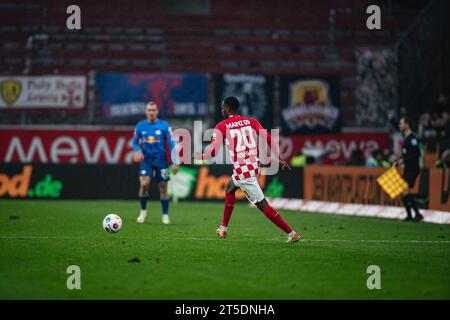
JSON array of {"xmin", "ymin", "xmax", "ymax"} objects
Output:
[{"xmin": 132, "ymin": 119, "xmax": 177, "ymax": 164}]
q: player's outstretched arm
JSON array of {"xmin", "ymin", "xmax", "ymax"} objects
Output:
[
  {"xmin": 253, "ymin": 119, "xmax": 290, "ymax": 170},
  {"xmin": 193, "ymin": 142, "xmax": 219, "ymax": 161},
  {"xmin": 193, "ymin": 127, "xmax": 223, "ymax": 161}
]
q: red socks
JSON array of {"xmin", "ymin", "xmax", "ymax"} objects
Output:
[
  {"xmin": 221, "ymin": 195, "xmax": 293, "ymax": 235},
  {"xmin": 221, "ymin": 193, "xmax": 236, "ymax": 227},
  {"xmin": 262, "ymin": 205, "xmax": 293, "ymax": 234}
]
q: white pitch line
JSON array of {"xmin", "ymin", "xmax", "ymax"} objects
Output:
[
  {"xmin": 0, "ymin": 236, "xmax": 449, "ymax": 244},
  {"xmin": 304, "ymin": 239, "xmax": 450, "ymax": 244}
]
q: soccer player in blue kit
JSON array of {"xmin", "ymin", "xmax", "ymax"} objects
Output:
[{"xmin": 132, "ymin": 101, "xmax": 179, "ymax": 224}]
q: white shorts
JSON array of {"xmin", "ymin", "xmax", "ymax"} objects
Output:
[{"xmin": 232, "ymin": 175, "xmax": 265, "ymax": 204}]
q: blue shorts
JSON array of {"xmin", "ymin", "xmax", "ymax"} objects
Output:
[{"xmin": 139, "ymin": 159, "xmax": 170, "ymax": 182}]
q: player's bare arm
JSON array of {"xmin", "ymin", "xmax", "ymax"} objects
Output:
[
  {"xmin": 193, "ymin": 128, "xmax": 223, "ymax": 161},
  {"xmin": 254, "ymin": 119, "xmax": 290, "ymax": 171}
]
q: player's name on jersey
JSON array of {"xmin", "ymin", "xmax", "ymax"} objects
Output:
[
  {"xmin": 236, "ymin": 149, "xmax": 258, "ymax": 158},
  {"xmin": 225, "ymin": 119, "xmax": 251, "ymax": 129}
]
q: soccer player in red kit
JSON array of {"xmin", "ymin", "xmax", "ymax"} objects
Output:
[{"xmin": 195, "ymin": 96, "xmax": 301, "ymax": 243}]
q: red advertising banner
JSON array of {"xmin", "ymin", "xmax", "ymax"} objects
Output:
[
  {"xmin": 0, "ymin": 127, "xmax": 135, "ymax": 164},
  {"xmin": 279, "ymin": 132, "xmax": 389, "ymax": 164},
  {"xmin": 0, "ymin": 127, "xmax": 389, "ymax": 165}
]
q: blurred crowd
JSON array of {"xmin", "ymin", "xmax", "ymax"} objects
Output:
[
  {"xmin": 290, "ymin": 147, "xmax": 395, "ymax": 168},
  {"xmin": 338, "ymin": 148, "xmax": 393, "ymax": 168},
  {"xmin": 418, "ymin": 92, "xmax": 450, "ymax": 139}
]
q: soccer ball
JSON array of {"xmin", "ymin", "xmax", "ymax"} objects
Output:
[{"xmin": 103, "ymin": 214, "xmax": 122, "ymax": 233}]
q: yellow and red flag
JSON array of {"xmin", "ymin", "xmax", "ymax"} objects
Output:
[{"xmin": 377, "ymin": 167, "xmax": 408, "ymax": 199}]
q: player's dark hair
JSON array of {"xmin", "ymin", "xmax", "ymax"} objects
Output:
[
  {"xmin": 400, "ymin": 116, "xmax": 413, "ymax": 128},
  {"xmin": 223, "ymin": 96, "xmax": 240, "ymax": 112}
]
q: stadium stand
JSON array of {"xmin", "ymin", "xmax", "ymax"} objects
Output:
[{"xmin": 0, "ymin": 0, "xmax": 429, "ymax": 127}]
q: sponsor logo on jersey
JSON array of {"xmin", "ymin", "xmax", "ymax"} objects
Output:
[{"xmin": 144, "ymin": 136, "xmax": 161, "ymax": 144}]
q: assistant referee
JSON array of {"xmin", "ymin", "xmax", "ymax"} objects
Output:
[{"xmin": 394, "ymin": 116, "xmax": 424, "ymax": 222}]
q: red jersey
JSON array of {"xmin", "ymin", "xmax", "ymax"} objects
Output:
[{"xmin": 201, "ymin": 114, "xmax": 276, "ymax": 181}]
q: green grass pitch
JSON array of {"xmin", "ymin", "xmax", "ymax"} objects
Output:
[{"xmin": 0, "ymin": 200, "xmax": 449, "ymax": 299}]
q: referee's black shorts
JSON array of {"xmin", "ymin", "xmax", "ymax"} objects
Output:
[{"xmin": 403, "ymin": 168, "xmax": 420, "ymax": 189}]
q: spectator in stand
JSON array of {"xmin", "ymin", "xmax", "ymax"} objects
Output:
[
  {"xmin": 418, "ymin": 112, "xmax": 436, "ymax": 138},
  {"xmin": 340, "ymin": 149, "xmax": 365, "ymax": 166},
  {"xmin": 443, "ymin": 112, "xmax": 450, "ymax": 138},
  {"xmin": 290, "ymin": 152, "xmax": 316, "ymax": 167},
  {"xmin": 418, "ymin": 110, "xmax": 450, "ymax": 139},
  {"xmin": 426, "ymin": 90, "xmax": 450, "ymax": 138},
  {"xmin": 366, "ymin": 149, "xmax": 391, "ymax": 168},
  {"xmin": 431, "ymin": 113, "xmax": 444, "ymax": 137},
  {"xmin": 435, "ymin": 149, "xmax": 450, "ymax": 168},
  {"xmin": 435, "ymin": 91, "xmax": 449, "ymax": 115},
  {"xmin": 366, "ymin": 149, "xmax": 381, "ymax": 167},
  {"xmin": 290, "ymin": 152, "xmax": 308, "ymax": 167}
]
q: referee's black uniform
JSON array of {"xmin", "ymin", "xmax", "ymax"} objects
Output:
[{"xmin": 400, "ymin": 132, "xmax": 423, "ymax": 221}]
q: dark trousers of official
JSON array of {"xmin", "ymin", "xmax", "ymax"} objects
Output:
[
  {"xmin": 401, "ymin": 168, "xmax": 422, "ymax": 219},
  {"xmin": 401, "ymin": 194, "xmax": 422, "ymax": 219}
]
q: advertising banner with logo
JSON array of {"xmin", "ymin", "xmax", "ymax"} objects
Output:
[
  {"xmin": 279, "ymin": 76, "xmax": 341, "ymax": 134},
  {"xmin": 0, "ymin": 127, "xmax": 388, "ymax": 165},
  {"xmin": 279, "ymin": 132, "xmax": 389, "ymax": 164},
  {"xmin": 214, "ymin": 74, "xmax": 274, "ymax": 128},
  {"xmin": 0, "ymin": 127, "xmax": 134, "ymax": 164},
  {"xmin": 0, "ymin": 164, "xmax": 303, "ymax": 201},
  {"xmin": 95, "ymin": 72, "xmax": 208, "ymax": 118},
  {"xmin": 169, "ymin": 165, "xmax": 303, "ymax": 201},
  {"xmin": 0, "ymin": 163, "xmax": 140, "ymax": 200},
  {"xmin": 429, "ymin": 167, "xmax": 450, "ymax": 211},
  {"xmin": 0, "ymin": 75, "xmax": 87, "ymax": 109},
  {"xmin": 302, "ymin": 166, "xmax": 450, "ymax": 211},
  {"xmin": 2, "ymin": 162, "xmax": 446, "ymax": 210}
]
